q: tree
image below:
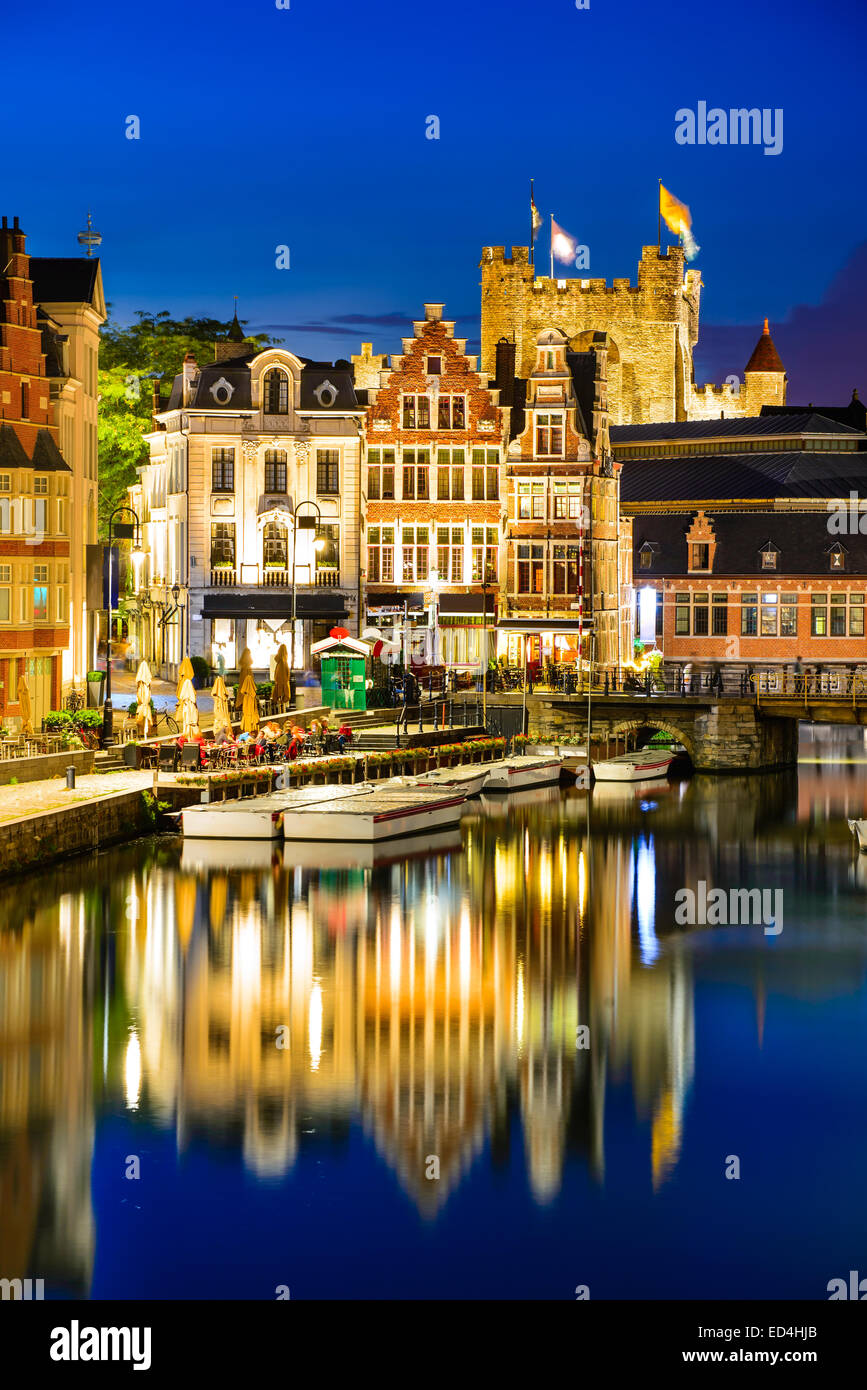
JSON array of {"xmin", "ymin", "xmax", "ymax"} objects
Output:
[{"xmin": 97, "ymin": 310, "xmax": 277, "ymax": 538}]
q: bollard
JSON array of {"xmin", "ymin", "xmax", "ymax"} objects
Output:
[{"xmin": 66, "ymin": 765, "xmax": 76, "ymax": 789}]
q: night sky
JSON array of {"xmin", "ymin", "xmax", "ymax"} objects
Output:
[{"xmin": 3, "ymin": 0, "xmax": 865, "ymax": 401}]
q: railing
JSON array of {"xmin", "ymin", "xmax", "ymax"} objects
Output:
[
  {"xmin": 263, "ymin": 568, "xmax": 290, "ymax": 587},
  {"xmin": 504, "ymin": 662, "xmax": 867, "ymax": 702},
  {"xmin": 210, "ymin": 567, "xmax": 237, "ymax": 587},
  {"xmin": 394, "ymin": 695, "xmax": 485, "ymax": 745},
  {"xmin": 316, "ymin": 568, "xmax": 340, "ymax": 588}
]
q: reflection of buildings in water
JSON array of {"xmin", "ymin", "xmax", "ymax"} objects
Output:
[{"xmin": 0, "ymin": 890, "xmax": 95, "ymax": 1295}]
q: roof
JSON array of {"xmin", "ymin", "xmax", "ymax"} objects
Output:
[
  {"xmin": 29, "ymin": 257, "xmax": 100, "ymax": 305},
  {"xmin": 164, "ymin": 357, "xmax": 360, "ymax": 413},
  {"xmin": 620, "ymin": 451, "xmax": 867, "ymax": 503},
  {"xmin": 298, "ymin": 366, "xmax": 360, "ymax": 413},
  {"xmin": 611, "ymin": 413, "xmax": 861, "ymax": 443},
  {"xmin": 744, "ymin": 319, "xmax": 785, "ymax": 374},
  {"xmin": 0, "ymin": 423, "xmax": 30, "ymax": 470},
  {"xmin": 633, "ymin": 510, "xmax": 867, "ymax": 576},
  {"xmin": 30, "ymin": 428, "xmax": 71, "ymax": 473}
]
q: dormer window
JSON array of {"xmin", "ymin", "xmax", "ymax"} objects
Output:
[
  {"xmin": 829, "ymin": 543, "xmax": 846, "ymax": 570},
  {"xmin": 263, "ymin": 368, "xmax": 289, "ymax": 415},
  {"xmin": 690, "ymin": 542, "xmax": 710, "ymax": 572},
  {"xmin": 761, "ymin": 548, "xmax": 778, "ymax": 570}
]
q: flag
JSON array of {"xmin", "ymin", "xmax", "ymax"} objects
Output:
[
  {"xmin": 551, "ymin": 217, "xmax": 578, "ymax": 265},
  {"xmin": 531, "ymin": 192, "xmax": 542, "ymax": 242},
  {"xmin": 659, "ymin": 183, "xmax": 700, "ymax": 260}
]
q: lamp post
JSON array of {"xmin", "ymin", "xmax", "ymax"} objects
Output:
[
  {"xmin": 103, "ymin": 505, "xmax": 142, "ymax": 747},
  {"xmin": 290, "ymin": 500, "xmax": 328, "ymax": 670}
]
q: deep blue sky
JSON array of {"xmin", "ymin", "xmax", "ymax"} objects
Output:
[{"xmin": 4, "ymin": 0, "xmax": 866, "ymax": 400}]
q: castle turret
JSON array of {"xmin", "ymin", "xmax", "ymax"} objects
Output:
[{"xmin": 743, "ymin": 318, "xmax": 786, "ymax": 412}]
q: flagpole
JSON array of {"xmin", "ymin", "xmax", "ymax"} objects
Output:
[
  {"xmin": 657, "ymin": 179, "xmax": 662, "ymax": 252},
  {"xmin": 530, "ymin": 178, "xmax": 535, "ymax": 267},
  {"xmin": 550, "ymin": 213, "xmax": 554, "ymax": 280}
]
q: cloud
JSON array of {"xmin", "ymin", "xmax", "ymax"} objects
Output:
[{"xmin": 696, "ymin": 242, "xmax": 867, "ymax": 404}]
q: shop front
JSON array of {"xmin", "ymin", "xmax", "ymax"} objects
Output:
[{"xmin": 496, "ymin": 618, "xmax": 588, "ymax": 684}]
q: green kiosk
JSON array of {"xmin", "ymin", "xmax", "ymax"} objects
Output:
[{"xmin": 311, "ymin": 627, "xmax": 371, "ymax": 711}]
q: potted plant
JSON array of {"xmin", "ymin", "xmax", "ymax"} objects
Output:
[
  {"xmin": 86, "ymin": 669, "xmax": 105, "ymax": 708},
  {"xmin": 190, "ymin": 655, "xmax": 210, "ymax": 689}
]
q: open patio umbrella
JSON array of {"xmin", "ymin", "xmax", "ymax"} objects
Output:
[
  {"xmin": 273, "ymin": 643, "xmax": 291, "ymax": 705},
  {"xmin": 211, "ymin": 675, "xmax": 232, "ymax": 736},
  {"xmin": 135, "ymin": 660, "xmax": 153, "ymax": 737},
  {"xmin": 239, "ymin": 672, "xmax": 259, "ymax": 734},
  {"xmin": 17, "ymin": 673, "xmax": 34, "ymax": 736},
  {"xmin": 177, "ymin": 677, "xmax": 200, "ymax": 738},
  {"xmin": 176, "ymin": 656, "xmax": 194, "ymax": 700}
]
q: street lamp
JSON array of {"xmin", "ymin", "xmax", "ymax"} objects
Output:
[
  {"xmin": 104, "ymin": 505, "xmax": 142, "ymax": 746},
  {"xmin": 290, "ymin": 500, "xmax": 330, "ymax": 668}
]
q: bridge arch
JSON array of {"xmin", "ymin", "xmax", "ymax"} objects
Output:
[{"xmin": 609, "ymin": 718, "xmax": 695, "ymax": 760}]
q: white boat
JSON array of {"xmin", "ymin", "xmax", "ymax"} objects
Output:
[
  {"xmin": 182, "ymin": 796, "xmax": 287, "ymax": 840},
  {"xmin": 385, "ymin": 765, "xmax": 490, "ymax": 798},
  {"xmin": 483, "ymin": 754, "xmax": 563, "ymax": 793},
  {"xmin": 848, "ymin": 819, "xmax": 867, "ymax": 852},
  {"xmin": 281, "ymin": 785, "xmax": 468, "ymax": 843},
  {"xmin": 591, "ymin": 747, "xmax": 675, "ymax": 783}
]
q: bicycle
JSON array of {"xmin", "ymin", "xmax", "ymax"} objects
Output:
[
  {"xmin": 64, "ymin": 686, "xmax": 84, "ymax": 713},
  {"xmin": 152, "ymin": 706, "xmax": 179, "ymax": 736}
]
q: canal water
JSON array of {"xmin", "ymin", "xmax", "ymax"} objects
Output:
[{"xmin": 2, "ymin": 726, "xmax": 867, "ymax": 1300}]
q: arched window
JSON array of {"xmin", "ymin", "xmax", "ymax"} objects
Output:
[
  {"xmin": 263, "ymin": 369, "xmax": 289, "ymax": 415},
  {"xmin": 263, "ymin": 520, "xmax": 288, "ymax": 568}
]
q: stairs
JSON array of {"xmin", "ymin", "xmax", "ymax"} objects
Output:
[{"xmin": 94, "ymin": 748, "xmax": 126, "ymax": 773}]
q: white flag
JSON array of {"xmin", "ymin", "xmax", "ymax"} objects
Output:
[{"xmin": 551, "ymin": 217, "xmax": 578, "ymax": 265}]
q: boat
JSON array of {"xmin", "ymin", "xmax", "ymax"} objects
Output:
[
  {"xmin": 385, "ymin": 765, "xmax": 490, "ymax": 798},
  {"xmin": 483, "ymin": 754, "xmax": 563, "ymax": 793},
  {"xmin": 280, "ymin": 785, "xmax": 468, "ymax": 842},
  {"xmin": 848, "ymin": 819, "xmax": 867, "ymax": 852},
  {"xmin": 591, "ymin": 747, "xmax": 675, "ymax": 783},
  {"xmin": 182, "ymin": 795, "xmax": 287, "ymax": 840}
]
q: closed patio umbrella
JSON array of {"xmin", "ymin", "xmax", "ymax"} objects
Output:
[
  {"xmin": 239, "ymin": 672, "xmax": 259, "ymax": 734},
  {"xmin": 211, "ymin": 675, "xmax": 232, "ymax": 736},
  {"xmin": 273, "ymin": 644, "xmax": 291, "ymax": 705},
  {"xmin": 17, "ymin": 673, "xmax": 34, "ymax": 736},
  {"xmin": 177, "ymin": 677, "xmax": 200, "ymax": 738},
  {"xmin": 135, "ymin": 660, "xmax": 153, "ymax": 737},
  {"xmin": 176, "ymin": 656, "xmax": 194, "ymax": 700}
]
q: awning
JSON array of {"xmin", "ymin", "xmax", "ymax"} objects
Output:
[
  {"xmin": 498, "ymin": 617, "xmax": 589, "ymax": 633},
  {"xmin": 366, "ymin": 590, "xmax": 425, "ymax": 612},
  {"xmin": 437, "ymin": 592, "xmax": 497, "ymax": 617},
  {"xmin": 202, "ymin": 593, "xmax": 348, "ymax": 620}
]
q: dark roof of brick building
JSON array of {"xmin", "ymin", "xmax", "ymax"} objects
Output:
[
  {"xmin": 30, "ymin": 428, "xmax": 70, "ymax": 472},
  {"xmin": 29, "ymin": 257, "xmax": 100, "ymax": 305},
  {"xmin": 621, "ymin": 451, "xmax": 867, "ymax": 503},
  {"xmin": 0, "ymin": 424, "xmax": 30, "ymax": 470},
  {"xmin": 633, "ymin": 509, "xmax": 867, "ymax": 576},
  {"xmin": 612, "ymin": 413, "xmax": 861, "ymax": 443}
]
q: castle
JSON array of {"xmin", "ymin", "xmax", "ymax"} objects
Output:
[{"xmin": 479, "ymin": 244, "xmax": 786, "ymax": 425}]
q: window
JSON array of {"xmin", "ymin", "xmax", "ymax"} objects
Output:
[
  {"xmin": 536, "ymin": 413, "xmax": 563, "ymax": 456},
  {"xmin": 402, "ymin": 394, "xmax": 430, "ymax": 429},
  {"xmin": 263, "ymin": 521, "xmax": 288, "ymax": 568},
  {"xmin": 761, "ymin": 548, "xmax": 778, "ymax": 570},
  {"xmin": 34, "ymin": 564, "xmax": 48, "ymax": 582},
  {"xmin": 471, "ymin": 527, "xmax": 498, "ymax": 584},
  {"xmin": 0, "ymin": 475, "xmax": 9, "ymax": 492},
  {"xmin": 33, "ymin": 476, "xmax": 48, "ymax": 495},
  {"xmin": 437, "ymin": 395, "xmax": 465, "ymax": 430},
  {"xmin": 690, "ymin": 543, "xmax": 710, "ymax": 571},
  {"xmin": 210, "ymin": 523, "xmax": 235, "ymax": 567},
  {"xmin": 693, "ymin": 592, "xmax": 709, "ymax": 635},
  {"xmin": 471, "ymin": 449, "xmax": 499, "ymax": 500},
  {"xmin": 436, "ymin": 450, "xmax": 464, "ymax": 500},
  {"xmin": 0, "ymin": 589, "xmax": 9, "ymax": 621},
  {"xmin": 426, "ymin": 356, "xmax": 442, "ymax": 376},
  {"xmin": 21, "ymin": 382, "xmax": 29, "ymax": 419},
  {"xmin": 640, "ymin": 550, "xmax": 653, "ymax": 570},
  {"xmin": 316, "ymin": 524, "xmax": 339, "ymax": 575},
  {"xmin": 712, "ymin": 593, "xmax": 728, "ymax": 635},
  {"xmin": 553, "ymin": 479, "xmax": 583, "ymax": 520},
  {"xmin": 517, "ymin": 543, "xmax": 544, "ymax": 594},
  {"xmin": 401, "ymin": 526, "xmax": 429, "ymax": 582},
  {"xmin": 811, "ymin": 595, "xmax": 827, "ymax": 636},
  {"xmin": 367, "ymin": 526, "xmax": 394, "ymax": 584},
  {"xmin": 263, "ymin": 369, "xmax": 289, "ymax": 414},
  {"xmin": 781, "ymin": 596, "xmax": 798, "ymax": 636},
  {"xmin": 436, "ymin": 526, "xmax": 464, "ymax": 583},
  {"xmin": 211, "ymin": 448, "xmax": 235, "ymax": 492},
  {"xmin": 829, "ymin": 545, "xmax": 845, "ymax": 571},
  {"xmin": 264, "ymin": 450, "xmax": 287, "ymax": 493},
  {"xmin": 316, "ymin": 450, "xmax": 339, "ymax": 494},
  {"xmin": 552, "ymin": 544, "xmax": 580, "ymax": 595},
  {"xmin": 33, "ymin": 585, "xmax": 47, "ymax": 620},
  {"xmin": 761, "ymin": 593, "xmax": 779, "ymax": 636},
  {"xmin": 57, "ymin": 587, "xmax": 65, "ymax": 622},
  {"xmin": 518, "ymin": 481, "xmax": 545, "ymax": 520},
  {"xmin": 741, "ymin": 592, "xmax": 758, "ymax": 636},
  {"xmin": 367, "ymin": 448, "xmax": 395, "ymax": 501},
  {"xmin": 830, "ymin": 596, "xmax": 847, "ymax": 635},
  {"xmin": 402, "ymin": 449, "xmax": 429, "ymax": 500},
  {"xmin": 850, "ymin": 594, "xmax": 865, "ymax": 636}
]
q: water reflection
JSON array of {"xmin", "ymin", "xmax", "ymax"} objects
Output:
[{"xmin": 2, "ymin": 740, "xmax": 867, "ymax": 1296}]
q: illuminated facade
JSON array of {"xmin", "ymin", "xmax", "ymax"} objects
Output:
[{"xmin": 130, "ymin": 324, "xmax": 363, "ymax": 678}]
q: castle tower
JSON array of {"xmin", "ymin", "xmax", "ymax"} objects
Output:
[
  {"xmin": 480, "ymin": 244, "xmax": 702, "ymax": 425},
  {"xmin": 742, "ymin": 318, "xmax": 786, "ymax": 413}
]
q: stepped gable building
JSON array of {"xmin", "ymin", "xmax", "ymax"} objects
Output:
[
  {"xmin": 0, "ymin": 217, "xmax": 72, "ymax": 725},
  {"xmin": 480, "ymin": 243, "xmax": 786, "ymax": 425},
  {"xmin": 31, "ymin": 255, "xmax": 105, "ymax": 686},
  {"xmin": 490, "ymin": 328, "xmax": 632, "ymax": 673},
  {"xmin": 616, "ymin": 411, "xmax": 867, "ymax": 672},
  {"xmin": 129, "ymin": 318, "xmax": 363, "ymax": 680},
  {"xmin": 354, "ymin": 303, "xmax": 506, "ymax": 672}
]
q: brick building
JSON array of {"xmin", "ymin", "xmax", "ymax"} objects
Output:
[
  {"xmin": 0, "ymin": 217, "xmax": 72, "ymax": 725},
  {"xmin": 493, "ymin": 328, "xmax": 632, "ymax": 672},
  {"xmin": 480, "ymin": 243, "xmax": 785, "ymax": 426},
  {"xmin": 355, "ymin": 304, "xmax": 506, "ymax": 672},
  {"xmin": 618, "ymin": 403, "xmax": 867, "ymax": 675}
]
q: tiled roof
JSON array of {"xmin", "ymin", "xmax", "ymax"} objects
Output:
[
  {"xmin": 633, "ymin": 510, "xmax": 867, "ymax": 576},
  {"xmin": 611, "ymin": 413, "xmax": 861, "ymax": 443},
  {"xmin": 744, "ymin": 319, "xmax": 785, "ymax": 374},
  {"xmin": 0, "ymin": 423, "xmax": 30, "ymax": 470},
  {"xmin": 620, "ymin": 451, "xmax": 867, "ymax": 503},
  {"xmin": 30, "ymin": 428, "xmax": 70, "ymax": 472}
]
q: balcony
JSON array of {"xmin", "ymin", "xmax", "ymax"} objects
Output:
[
  {"xmin": 316, "ymin": 567, "xmax": 340, "ymax": 588},
  {"xmin": 210, "ymin": 567, "xmax": 237, "ymax": 586},
  {"xmin": 208, "ymin": 564, "xmax": 340, "ymax": 589}
]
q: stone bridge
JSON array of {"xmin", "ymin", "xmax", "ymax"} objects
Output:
[{"xmin": 526, "ymin": 693, "xmax": 800, "ymax": 772}]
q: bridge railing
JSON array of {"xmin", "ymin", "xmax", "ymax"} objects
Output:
[{"xmin": 507, "ymin": 664, "xmax": 867, "ymax": 702}]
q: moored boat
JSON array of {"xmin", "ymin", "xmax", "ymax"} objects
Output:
[
  {"xmin": 483, "ymin": 754, "xmax": 563, "ymax": 793},
  {"xmin": 386, "ymin": 764, "xmax": 490, "ymax": 798},
  {"xmin": 591, "ymin": 747, "xmax": 675, "ymax": 783},
  {"xmin": 281, "ymin": 786, "xmax": 468, "ymax": 842}
]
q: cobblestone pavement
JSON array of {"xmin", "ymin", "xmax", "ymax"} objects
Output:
[{"xmin": 0, "ymin": 769, "xmax": 156, "ymax": 825}]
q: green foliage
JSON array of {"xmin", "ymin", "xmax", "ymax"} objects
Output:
[
  {"xmin": 86, "ymin": 670, "xmax": 104, "ymax": 683},
  {"xmin": 190, "ymin": 655, "xmax": 210, "ymax": 683},
  {"xmin": 44, "ymin": 709, "xmax": 102, "ymax": 731},
  {"xmin": 98, "ymin": 310, "xmax": 278, "ymax": 539},
  {"xmin": 255, "ymin": 681, "xmax": 273, "ymax": 699}
]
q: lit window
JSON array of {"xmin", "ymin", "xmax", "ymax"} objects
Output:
[{"xmin": 263, "ymin": 369, "xmax": 289, "ymax": 414}]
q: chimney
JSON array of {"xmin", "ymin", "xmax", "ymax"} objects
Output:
[
  {"xmin": 181, "ymin": 352, "xmax": 198, "ymax": 406},
  {"xmin": 494, "ymin": 337, "xmax": 516, "ymax": 406},
  {"xmin": 424, "ymin": 303, "xmax": 444, "ymax": 321}
]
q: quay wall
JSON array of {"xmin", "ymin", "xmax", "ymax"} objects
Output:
[{"xmin": 0, "ymin": 749, "xmax": 95, "ymax": 787}]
